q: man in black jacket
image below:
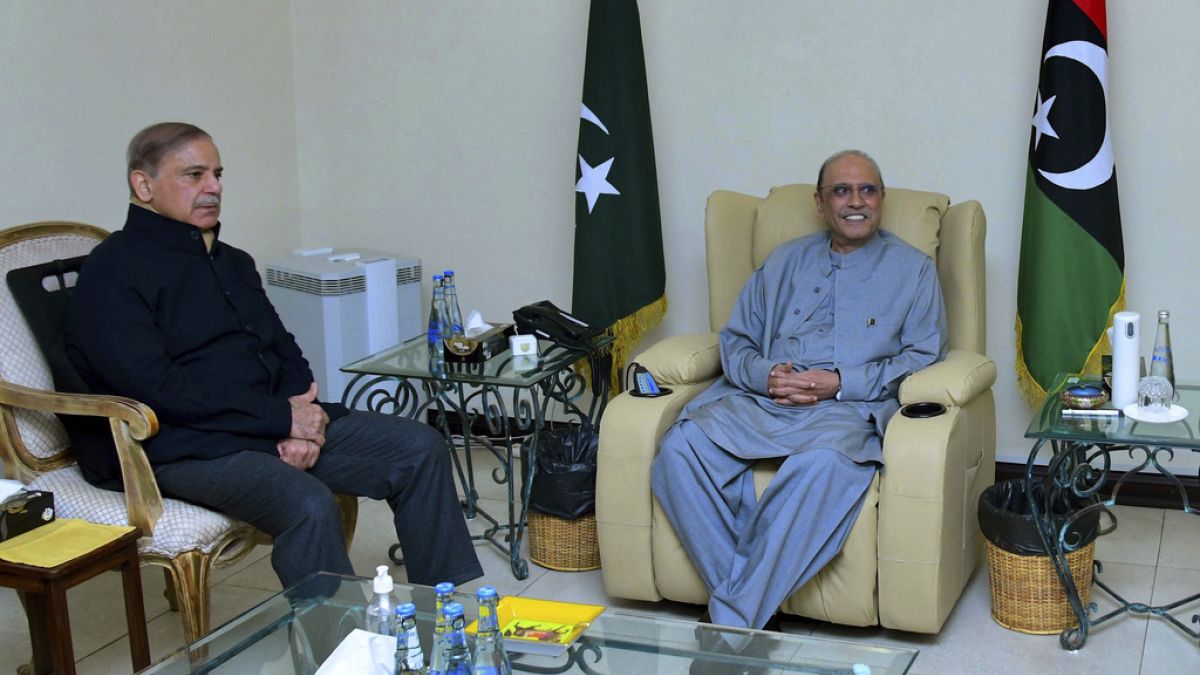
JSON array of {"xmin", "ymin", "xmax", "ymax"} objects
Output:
[{"xmin": 67, "ymin": 122, "xmax": 482, "ymax": 589}]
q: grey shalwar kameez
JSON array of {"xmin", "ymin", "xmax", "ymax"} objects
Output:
[{"xmin": 651, "ymin": 230, "xmax": 947, "ymax": 629}]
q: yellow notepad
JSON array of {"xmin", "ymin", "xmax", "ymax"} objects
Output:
[{"xmin": 0, "ymin": 518, "xmax": 136, "ymax": 568}]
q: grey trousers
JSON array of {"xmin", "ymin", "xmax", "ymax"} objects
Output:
[
  {"xmin": 154, "ymin": 411, "xmax": 483, "ymax": 590},
  {"xmin": 652, "ymin": 419, "xmax": 875, "ymax": 629}
]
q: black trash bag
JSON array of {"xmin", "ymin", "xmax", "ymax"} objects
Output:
[
  {"xmin": 978, "ymin": 478, "xmax": 1101, "ymax": 556},
  {"xmin": 528, "ymin": 427, "xmax": 598, "ymax": 520}
]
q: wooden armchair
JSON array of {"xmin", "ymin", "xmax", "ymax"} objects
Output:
[{"xmin": 0, "ymin": 221, "xmax": 358, "ymax": 643}]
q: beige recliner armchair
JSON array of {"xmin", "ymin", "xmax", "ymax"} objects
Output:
[{"xmin": 596, "ymin": 183, "xmax": 997, "ymax": 633}]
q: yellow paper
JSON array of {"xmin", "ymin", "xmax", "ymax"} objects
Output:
[{"xmin": 0, "ymin": 518, "xmax": 135, "ymax": 568}]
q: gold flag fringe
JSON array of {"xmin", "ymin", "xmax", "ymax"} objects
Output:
[
  {"xmin": 1015, "ymin": 277, "xmax": 1126, "ymax": 408},
  {"xmin": 577, "ymin": 294, "xmax": 667, "ymax": 395}
]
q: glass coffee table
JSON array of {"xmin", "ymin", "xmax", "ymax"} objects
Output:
[{"xmin": 143, "ymin": 573, "xmax": 916, "ymax": 673}]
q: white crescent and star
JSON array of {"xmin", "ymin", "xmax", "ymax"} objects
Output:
[
  {"xmin": 577, "ymin": 103, "xmax": 621, "ymax": 214},
  {"xmin": 1033, "ymin": 40, "xmax": 1113, "ymax": 191}
]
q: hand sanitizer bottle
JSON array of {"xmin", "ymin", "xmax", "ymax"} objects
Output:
[{"xmin": 365, "ymin": 565, "xmax": 397, "ymax": 636}]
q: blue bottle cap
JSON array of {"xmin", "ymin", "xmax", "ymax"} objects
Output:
[
  {"xmin": 443, "ymin": 602, "xmax": 465, "ymax": 619},
  {"xmin": 444, "ymin": 269, "xmax": 454, "ymax": 276},
  {"xmin": 396, "ymin": 602, "xmax": 416, "ymax": 618},
  {"xmin": 476, "ymin": 586, "xmax": 498, "ymax": 601},
  {"xmin": 435, "ymin": 582, "xmax": 455, "ymax": 595},
  {"xmin": 433, "ymin": 274, "xmax": 443, "ymax": 281}
]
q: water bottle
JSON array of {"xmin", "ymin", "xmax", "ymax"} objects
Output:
[
  {"xmin": 443, "ymin": 270, "xmax": 465, "ymax": 339},
  {"xmin": 472, "ymin": 586, "xmax": 511, "ymax": 675},
  {"xmin": 429, "ymin": 582, "xmax": 455, "ymax": 674},
  {"xmin": 365, "ymin": 566, "xmax": 397, "ymax": 637},
  {"xmin": 432, "ymin": 602, "xmax": 474, "ymax": 675},
  {"xmin": 1149, "ymin": 309, "xmax": 1175, "ymax": 393},
  {"xmin": 395, "ymin": 602, "xmax": 427, "ymax": 674},
  {"xmin": 428, "ymin": 275, "xmax": 447, "ymax": 378}
]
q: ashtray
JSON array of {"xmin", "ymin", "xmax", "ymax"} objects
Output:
[{"xmin": 1060, "ymin": 383, "xmax": 1108, "ymax": 410}]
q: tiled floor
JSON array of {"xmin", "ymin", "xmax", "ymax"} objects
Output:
[{"xmin": 1, "ymin": 454, "xmax": 1197, "ymax": 674}]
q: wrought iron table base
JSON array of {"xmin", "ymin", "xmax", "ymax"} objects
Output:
[
  {"xmin": 1025, "ymin": 437, "xmax": 1200, "ymax": 649},
  {"xmin": 343, "ymin": 357, "xmax": 605, "ymax": 580}
]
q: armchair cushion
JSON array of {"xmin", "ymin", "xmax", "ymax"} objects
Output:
[
  {"xmin": 899, "ymin": 350, "xmax": 997, "ymax": 407},
  {"xmin": 6, "ymin": 256, "xmax": 90, "ymax": 394},
  {"xmin": 0, "ymin": 233, "xmax": 93, "ymax": 463},
  {"xmin": 7, "ymin": 256, "xmax": 120, "ymax": 487},
  {"xmin": 752, "ymin": 184, "xmax": 948, "ymax": 267},
  {"xmin": 27, "ymin": 465, "xmax": 253, "ymax": 560},
  {"xmin": 636, "ymin": 333, "xmax": 721, "ymax": 385}
]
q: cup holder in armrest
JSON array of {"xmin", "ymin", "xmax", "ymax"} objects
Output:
[{"xmin": 900, "ymin": 402, "xmax": 947, "ymax": 418}]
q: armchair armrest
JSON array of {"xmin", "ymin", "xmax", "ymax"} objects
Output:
[
  {"xmin": 0, "ymin": 380, "xmax": 157, "ymax": 438},
  {"xmin": 635, "ymin": 332, "xmax": 721, "ymax": 385},
  {"xmin": 898, "ymin": 349, "xmax": 996, "ymax": 407},
  {"xmin": 879, "ymin": 367, "xmax": 995, "ymax": 632},
  {"xmin": 597, "ymin": 370, "xmax": 717, "ymax": 601},
  {"xmin": 0, "ymin": 380, "xmax": 163, "ymax": 535}
]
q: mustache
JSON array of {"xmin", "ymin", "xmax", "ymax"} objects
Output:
[{"xmin": 194, "ymin": 196, "xmax": 220, "ymax": 207}]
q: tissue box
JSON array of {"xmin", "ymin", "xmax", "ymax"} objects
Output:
[
  {"xmin": 445, "ymin": 323, "xmax": 515, "ymax": 363},
  {"xmin": 0, "ymin": 490, "xmax": 55, "ymax": 542}
]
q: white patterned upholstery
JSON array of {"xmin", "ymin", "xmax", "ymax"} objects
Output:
[{"xmin": 28, "ymin": 466, "xmax": 253, "ymax": 559}]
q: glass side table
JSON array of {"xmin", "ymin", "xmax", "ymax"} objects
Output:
[
  {"xmin": 341, "ymin": 335, "xmax": 613, "ymax": 579},
  {"xmin": 1024, "ymin": 372, "xmax": 1200, "ymax": 649}
]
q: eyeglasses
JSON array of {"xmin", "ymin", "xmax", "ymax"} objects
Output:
[{"xmin": 817, "ymin": 183, "xmax": 883, "ymax": 201}]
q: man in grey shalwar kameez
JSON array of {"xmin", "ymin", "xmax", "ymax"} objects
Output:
[{"xmin": 652, "ymin": 150, "xmax": 947, "ymax": 632}]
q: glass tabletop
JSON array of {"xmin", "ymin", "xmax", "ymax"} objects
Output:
[
  {"xmin": 342, "ymin": 334, "xmax": 613, "ymax": 389},
  {"xmin": 1026, "ymin": 373, "xmax": 1200, "ymax": 449},
  {"xmin": 143, "ymin": 573, "xmax": 917, "ymax": 674}
]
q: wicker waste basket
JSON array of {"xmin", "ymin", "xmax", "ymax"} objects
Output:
[
  {"xmin": 978, "ymin": 479, "xmax": 1099, "ymax": 634},
  {"xmin": 526, "ymin": 426, "xmax": 601, "ymax": 572},
  {"xmin": 528, "ymin": 510, "xmax": 601, "ymax": 572},
  {"xmin": 985, "ymin": 539, "xmax": 1094, "ymax": 634}
]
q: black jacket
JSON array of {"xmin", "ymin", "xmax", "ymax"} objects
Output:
[{"xmin": 66, "ymin": 205, "xmax": 347, "ymax": 486}]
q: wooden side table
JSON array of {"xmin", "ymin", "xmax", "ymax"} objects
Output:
[{"xmin": 0, "ymin": 527, "xmax": 149, "ymax": 675}]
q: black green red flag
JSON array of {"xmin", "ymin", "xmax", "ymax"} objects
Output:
[
  {"xmin": 1016, "ymin": 0, "xmax": 1124, "ymax": 405},
  {"xmin": 573, "ymin": 0, "xmax": 666, "ymax": 389}
]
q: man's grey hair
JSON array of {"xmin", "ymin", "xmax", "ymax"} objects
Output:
[
  {"xmin": 816, "ymin": 149, "xmax": 885, "ymax": 191},
  {"xmin": 126, "ymin": 122, "xmax": 211, "ymax": 196}
]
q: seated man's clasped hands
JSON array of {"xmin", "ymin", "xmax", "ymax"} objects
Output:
[
  {"xmin": 66, "ymin": 122, "xmax": 483, "ymax": 590},
  {"xmin": 282, "ymin": 383, "xmax": 329, "ymax": 469},
  {"xmin": 767, "ymin": 361, "xmax": 840, "ymax": 405},
  {"xmin": 652, "ymin": 150, "xmax": 948, "ymax": 634}
]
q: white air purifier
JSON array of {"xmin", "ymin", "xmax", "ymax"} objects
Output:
[{"xmin": 266, "ymin": 247, "xmax": 422, "ymax": 406}]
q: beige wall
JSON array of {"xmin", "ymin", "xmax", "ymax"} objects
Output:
[
  {"xmin": 0, "ymin": 0, "xmax": 302, "ymax": 261},
  {"xmin": 5, "ymin": 1, "xmax": 1200, "ymax": 468}
]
